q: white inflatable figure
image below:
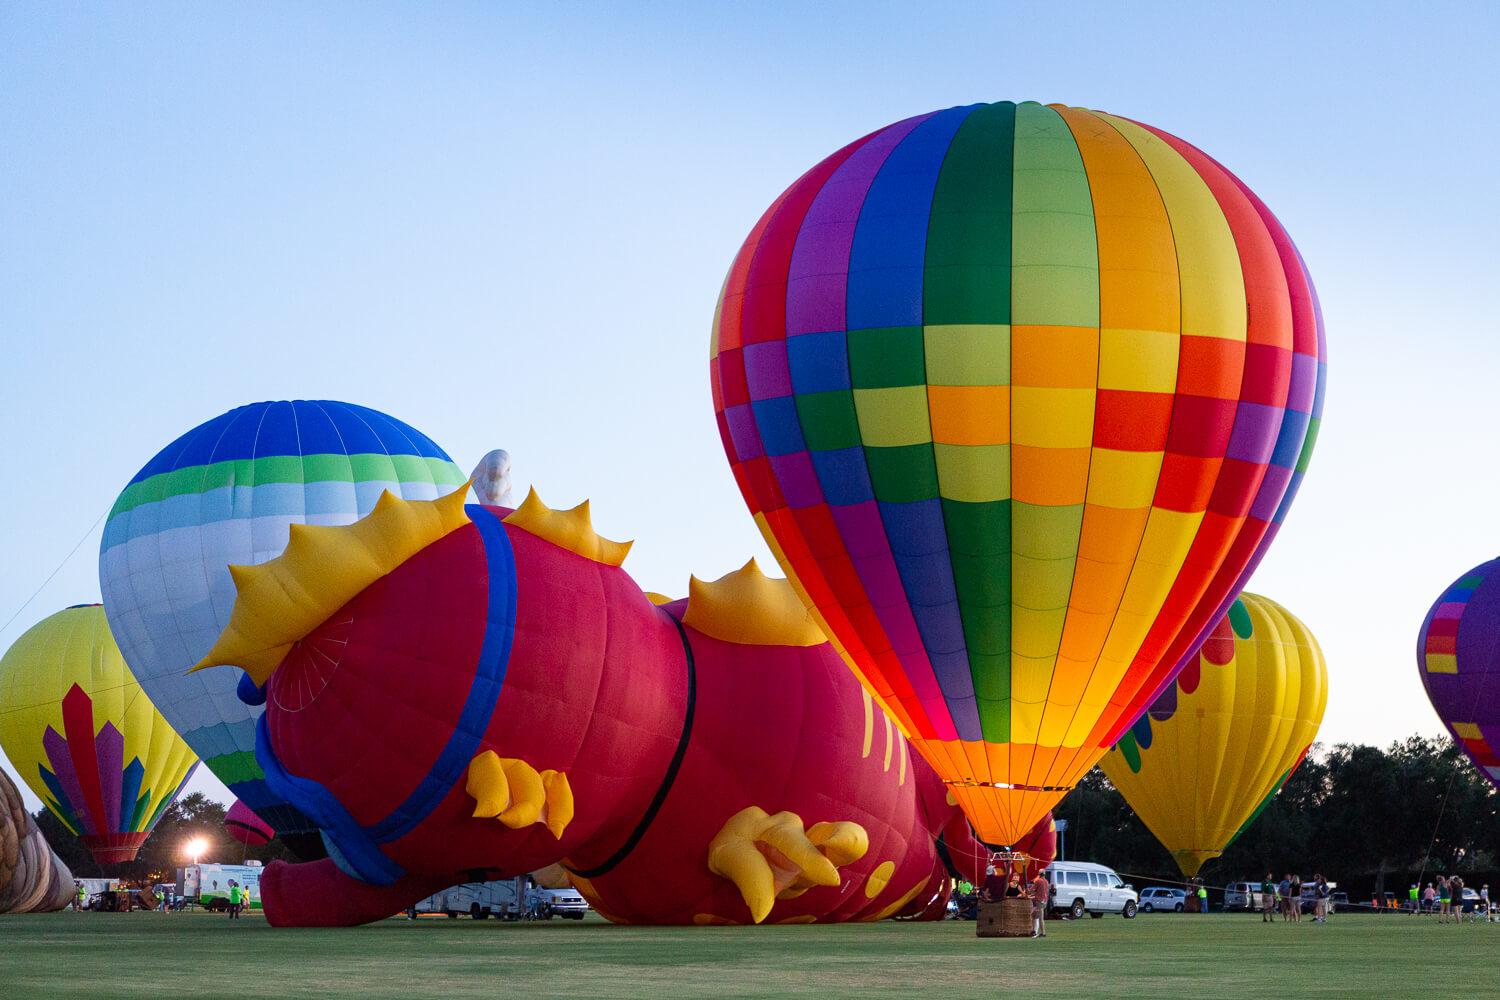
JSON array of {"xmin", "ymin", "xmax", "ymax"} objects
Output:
[{"xmin": 471, "ymin": 449, "xmax": 514, "ymax": 507}]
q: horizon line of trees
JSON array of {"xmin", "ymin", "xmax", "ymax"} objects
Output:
[{"xmin": 29, "ymin": 733, "xmax": 1497, "ymax": 898}]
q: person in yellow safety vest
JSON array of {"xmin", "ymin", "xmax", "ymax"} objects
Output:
[
  {"xmin": 74, "ymin": 882, "xmax": 85, "ymax": 912},
  {"xmin": 228, "ymin": 881, "xmax": 242, "ymax": 920},
  {"xmin": 1196, "ymin": 884, "xmax": 1208, "ymax": 913}
]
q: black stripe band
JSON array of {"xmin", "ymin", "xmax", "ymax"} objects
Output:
[{"xmin": 566, "ymin": 609, "xmax": 697, "ymax": 880}]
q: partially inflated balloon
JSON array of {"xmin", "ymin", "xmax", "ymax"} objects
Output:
[
  {"xmin": 1009, "ymin": 811, "xmax": 1056, "ymax": 878},
  {"xmin": 0, "ymin": 606, "xmax": 199, "ymax": 864},
  {"xmin": 710, "ymin": 101, "xmax": 1326, "ymax": 845},
  {"xmin": 1, "ymin": 767, "xmax": 75, "ymax": 913},
  {"xmin": 1417, "ymin": 559, "xmax": 1500, "ymax": 790},
  {"xmin": 1100, "ymin": 593, "xmax": 1327, "ymax": 876},
  {"xmin": 225, "ymin": 799, "xmax": 274, "ymax": 847},
  {"xmin": 98, "ymin": 400, "xmax": 466, "ymax": 844}
]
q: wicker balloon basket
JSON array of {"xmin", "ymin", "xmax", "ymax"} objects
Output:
[{"xmin": 976, "ymin": 897, "xmax": 1034, "ymax": 938}]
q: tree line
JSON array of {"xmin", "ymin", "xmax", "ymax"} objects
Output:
[
  {"xmin": 33, "ymin": 734, "xmax": 1498, "ymax": 901},
  {"xmin": 1057, "ymin": 735, "xmax": 1500, "ymax": 903}
]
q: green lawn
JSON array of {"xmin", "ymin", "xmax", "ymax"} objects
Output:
[{"xmin": 1, "ymin": 909, "xmax": 1493, "ymax": 998}]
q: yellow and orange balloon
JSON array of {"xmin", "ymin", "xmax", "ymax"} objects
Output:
[
  {"xmin": 1099, "ymin": 593, "xmax": 1327, "ymax": 876},
  {"xmin": 0, "ymin": 605, "xmax": 198, "ymax": 864}
]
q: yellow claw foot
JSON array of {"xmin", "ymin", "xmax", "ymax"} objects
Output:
[
  {"xmin": 706, "ymin": 807, "xmax": 868, "ymax": 923},
  {"xmin": 465, "ymin": 751, "xmax": 574, "ymax": 839}
]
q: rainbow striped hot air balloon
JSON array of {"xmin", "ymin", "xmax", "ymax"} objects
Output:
[
  {"xmin": 1100, "ymin": 593, "xmax": 1328, "ymax": 876},
  {"xmin": 98, "ymin": 400, "xmax": 466, "ymax": 849},
  {"xmin": 0, "ymin": 605, "xmax": 199, "ymax": 864},
  {"xmin": 1417, "ymin": 559, "xmax": 1500, "ymax": 790},
  {"xmin": 710, "ymin": 101, "xmax": 1326, "ymax": 846}
]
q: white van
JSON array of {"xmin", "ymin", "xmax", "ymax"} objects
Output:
[
  {"xmin": 1224, "ymin": 881, "xmax": 1265, "ymax": 911},
  {"xmin": 1043, "ymin": 861, "xmax": 1138, "ymax": 919}
]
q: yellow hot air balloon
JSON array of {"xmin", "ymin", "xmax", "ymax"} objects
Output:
[
  {"xmin": 1099, "ymin": 593, "xmax": 1327, "ymax": 877},
  {"xmin": 0, "ymin": 605, "xmax": 198, "ymax": 865}
]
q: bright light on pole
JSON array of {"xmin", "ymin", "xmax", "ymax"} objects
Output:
[{"xmin": 185, "ymin": 837, "xmax": 207, "ymax": 865}]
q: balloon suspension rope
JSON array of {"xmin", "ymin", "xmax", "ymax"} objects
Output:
[{"xmin": 0, "ymin": 510, "xmax": 107, "ymax": 639}]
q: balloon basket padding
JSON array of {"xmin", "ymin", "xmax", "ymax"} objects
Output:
[{"xmin": 976, "ymin": 898, "xmax": 1033, "ymax": 938}]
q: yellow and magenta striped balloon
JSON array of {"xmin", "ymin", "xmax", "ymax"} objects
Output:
[{"xmin": 0, "ymin": 605, "xmax": 198, "ymax": 864}]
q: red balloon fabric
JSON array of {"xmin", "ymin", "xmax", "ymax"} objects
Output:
[
  {"xmin": 225, "ymin": 799, "xmax": 275, "ymax": 847},
  {"xmin": 212, "ymin": 492, "xmax": 989, "ymax": 926}
]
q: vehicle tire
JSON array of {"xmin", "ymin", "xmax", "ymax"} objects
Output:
[
  {"xmin": 1174, "ymin": 903, "xmax": 1183, "ymax": 913},
  {"xmin": 1123, "ymin": 900, "xmax": 1137, "ymax": 919},
  {"xmin": 1141, "ymin": 902, "xmax": 1153, "ymax": 913},
  {"xmin": 471, "ymin": 903, "xmax": 483, "ymax": 920},
  {"xmin": 1070, "ymin": 899, "xmax": 1086, "ymax": 920}
]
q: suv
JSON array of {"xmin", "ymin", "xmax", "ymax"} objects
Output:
[
  {"xmin": 527, "ymin": 886, "xmax": 590, "ymax": 919},
  {"xmin": 1043, "ymin": 861, "xmax": 1138, "ymax": 919},
  {"xmin": 1138, "ymin": 887, "xmax": 1186, "ymax": 912}
]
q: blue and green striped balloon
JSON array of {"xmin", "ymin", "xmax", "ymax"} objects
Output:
[{"xmin": 98, "ymin": 400, "xmax": 466, "ymax": 841}]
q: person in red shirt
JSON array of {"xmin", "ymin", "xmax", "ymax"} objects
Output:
[{"xmin": 1030, "ymin": 872, "xmax": 1051, "ymax": 938}]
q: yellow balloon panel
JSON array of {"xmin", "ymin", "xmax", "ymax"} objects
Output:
[
  {"xmin": 1099, "ymin": 593, "xmax": 1327, "ymax": 876},
  {"xmin": 0, "ymin": 606, "xmax": 198, "ymax": 862}
]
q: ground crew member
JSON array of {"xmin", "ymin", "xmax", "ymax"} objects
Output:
[
  {"xmin": 1196, "ymin": 883, "xmax": 1208, "ymax": 913},
  {"xmin": 228, "ymin": 881, "xmax": 242, "ymax": 920}
]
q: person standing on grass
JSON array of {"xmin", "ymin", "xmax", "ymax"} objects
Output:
[
  {"xmin": 1450, "ymin": 875, "xmax": 1464, "ymax": 923},
  {"xmin": 1438, "ymin": 877, "xmax": 1451, "ymax": 923},
  {"xmin": 228, "ymin": 881, "xmax": 241, "ymax": 920},
  {"xmin": 1196, "ymin": 882, "xmax": 1208, "ymax": 914},
  {"xmin": 1313, "ymin": 875, "xmax": 1329, "ymax": 922},
  {"xmin": 1409, "ymin": 884, "xmax": 1419, "ymax": 914},
  {"xmin": 1288, "ymin": 874, "xmax": 1302, "ymax": 923},
  {"xmin": 1261, "ymin": 874, "xmax": 1276, "ymax": 922},
  {"xmin": 1030, "ymin": 870, "xmax": 1050, "ymax": 938},
  {"xmin": 1278, "ymin": 875, "xmax": 1292, "ymax": 921}
]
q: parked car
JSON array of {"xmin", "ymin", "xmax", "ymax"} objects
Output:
[
  {"xmin": 1298, "ymin": 882, "xmax": 1338, "ymax": 914},
  {"xmin": 1223, "ymin": 881, "xmax": 1264, "ymax": 911},
  {"xmin": 1043, "ymin": 861, "xmax": 1138, "ymax": 919},
  {"xmin": 1138, "ymin": 887, "xmax": 1187, "ymax": 913},
  {"xmin": 527, "ymin": 886, "xmax": 590, "ymax": 919}
]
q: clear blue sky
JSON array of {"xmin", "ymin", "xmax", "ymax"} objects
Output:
[{"xmin": 3, "ymin": 1, "xmax": 1498, "ymax": 811}]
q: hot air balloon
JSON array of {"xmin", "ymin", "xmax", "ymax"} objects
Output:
[
  {"xmin": 98, "ymin": 400, "xmax": 466, "ymax": 852},
  {"xmin": 0, "ymin": 605, "xmax": 199, "ymax": 864},
  {"xmin": 710, "ymin": 100, "xmax": 1326, "ymax": 846},
  {"xmin": 1099, "ymin": 593, "xmax": 1327, "ymax": 876},
  {"xmin": 1, "ymin": 767, "xmax": 75, "ymax": 914},
  {"xmin": 1417, "ymin": 559, "xmax": 1500, "ymax": 790},
  {"xmin": 225, "ymin": 799, "xmax": 275, "ymax": 847}
]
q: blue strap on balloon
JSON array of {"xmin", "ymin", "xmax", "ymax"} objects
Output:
[
  {"xmin": 365, "ymin": 505, "xmax": 516, "ymax": 843},
  {"xmin": 237, "ymin": 673, "xmax": 267, "ymax": 706},
  {"xmin": 256, "ymin": 713, "xmax": 406, "ymax": 886},
  {"xmin": 252, "ymin": 503, "xmax": 518, "ymax": 887}
]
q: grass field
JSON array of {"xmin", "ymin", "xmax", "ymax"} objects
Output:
[{"xmin": 2, "ymin": 909, "xmax": 1494, "ymax": 998}]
